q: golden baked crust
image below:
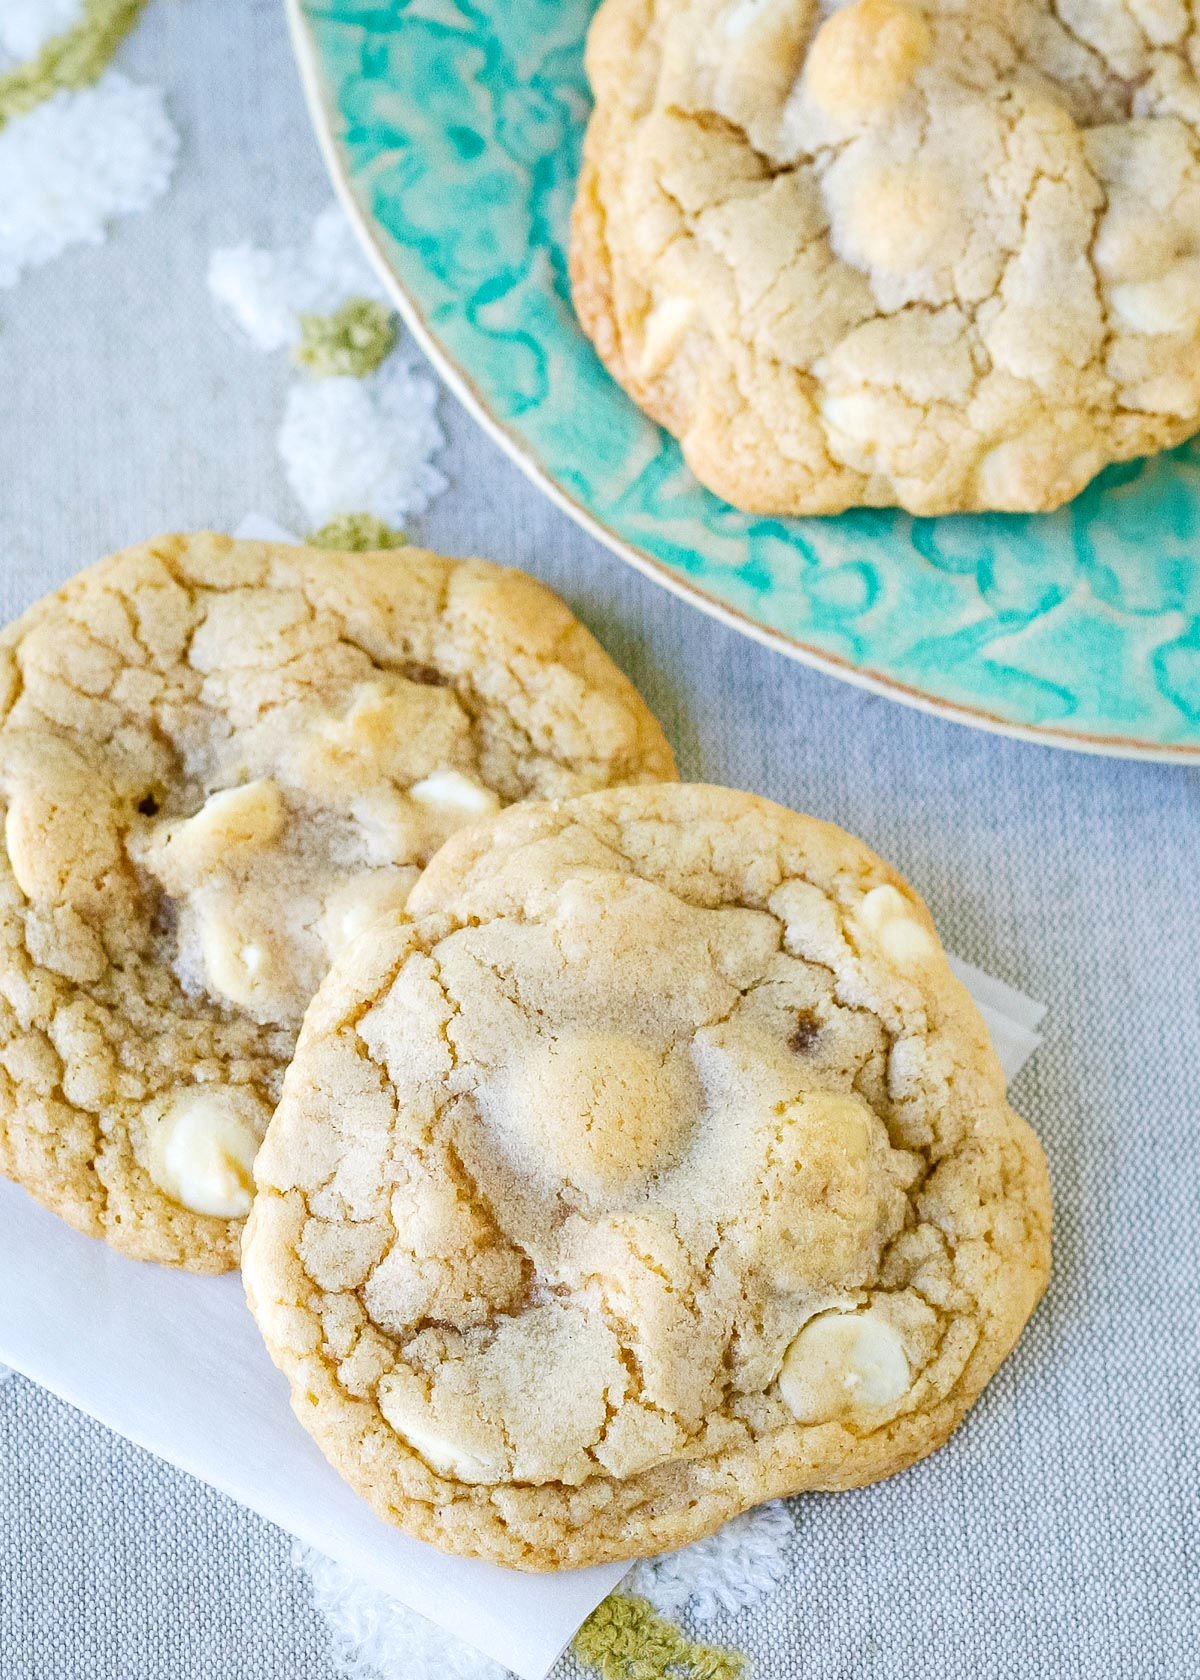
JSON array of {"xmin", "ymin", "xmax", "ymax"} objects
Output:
[
  {"xmin": 0, "ymin": 534, "xmax": 675, "ymax": 1272},
  {"xmin": 244, "ymin": 783, "xmax": 1050, "ymax": 1568},
  {"xmin": 571, "ymin": 0, "xmax": 1200, "ymax": 515}
]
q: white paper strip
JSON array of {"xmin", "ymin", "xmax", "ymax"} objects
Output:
[
  {"xmin": 233, "ymin": 512, "xmax": 300, "ymax": 543},
  {"xmin": 0, "ymin": 517, "xmax": 1045, "ymax": 1679},
  {"xmin": 948, "ymin": 954, "xmax": 1045, "ymax": 1082}
]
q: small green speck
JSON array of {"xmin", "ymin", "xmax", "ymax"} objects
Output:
[
  {"xmin": 294, "ymin": 298, "xmax": 397, "ymax": 379},
  {"xmin": 308, "ymin": 514, "xmax": 408, "ymax": 553},
  {"xmin": 573, "ymin": 1594, "xmax": 746, "ymax": 1680},
  {"xmin": 0, "ymin": 0, "xmax": 148, "ymax": 132}
]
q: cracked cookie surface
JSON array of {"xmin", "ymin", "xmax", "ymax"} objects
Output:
[
  {"xmin": 243, "ymin": 783, "xmax": 1050, "ymax": 1568},
  {"xmin": 0, "ymin": 533, "xmax": 675, "ymax": 1272},
  {"xmin": 571, "ymin": 0, "xmax": 1200, "ymax": 515}
]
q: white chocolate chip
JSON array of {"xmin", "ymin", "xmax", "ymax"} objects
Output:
[
  {"xmin": 720, "ymin": 0, "xmax": 777, "ymax": 40},
  {"xmin": 3, "ymin": 802, "xmax": 40, "ymax": 902},
  {"xmin": 779, "ymin": 1308, "xmax": 910, "ymax": 1422},
  {"xmin": 803, "ymin": 0, "xmax": 931, "ymax": 122},
  {"xmin": 639, "ymin": 295, "xmax": 697, "ymax": 376},
  {"xmin": 826, "ymin": 155, "xmax": 957, "ymax": 279},
  {"xmin": 408, "ymin": 769, "xmax": 501, "ymax": 820},
  {"xmin": 378, "ymin": 1384, "xmax": 502, "ymax": 1482},
  {"xmin": 855, "ymin": 883, "xmax": 936, "ymax": 968},
  {"xmin": 483, "ymin": 1034, "xmax": 700, "ymax": 1199},
  {"xmin": 197, "ymin": 901, "xmax": 280, "ymax": 1010},
  {"xmin": 710, "ymin": 0, "xmax": 814, "ymax": 149},
  {"xmin": 394, "ymin": 1419, "xmax": 496, "ymax": 1481},
  {"xmin": 349, "ymin": 789, "xmax": 426, "ymax": 863},
  {"xmin": 1109, "ymin": 261, "xmax": 1200, "ymax": 336},
  {"xmin": 976, "ymin": 428, "xmax": 1104, "ymax": 512},
  {"xmin": 144, "ymin": 780, "xmax": 285, "ymax": 889},
  {"xmin": 144, "ymin": 1087, "xmax": 269, "ymax": 1219},
  {"xmin": 319, "ymin": 868, "xmax": 418, "ymax": 958},
  {"xmin": 818, "ymin": 388, "xmax": 886, "ymax": 448}
]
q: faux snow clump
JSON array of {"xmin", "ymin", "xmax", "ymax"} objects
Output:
[
  {"xmin": 208, "ymin": 205, "xmax": 389, "ymax": 353},
  {"xmin": 295, "ymin": 1545, "xmax": 507, "ymax": 1680},
  {"xmin": 278, "ymin": 353, "xmax": 448, "ymax": 527},
  {"xmin": 0, "ymin": 0, "xmax": 83, "ymax": 62},
  {"xmin": 211, "ymin": 205, "xmax": 448, "ymax": 530},
  {"xmin": 0, "ymin": 70, "xmax": 178, "ymax": 289},
  {"xmin": 628, "ymin": 1499, "xmax": 798, "ymax": 1623},
  {"xmin": 295, "ymin": 1502, "xmax": 797, "ymax": 1679}
]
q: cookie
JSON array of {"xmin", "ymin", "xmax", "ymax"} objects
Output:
[
  {"xmin": 571, "ymin": 0, "xmax": 1200, "ymax": 515},
  {"xmin": 0, "ymin": 533, "xmax": 675, "ymax": 1272},
  {"xmin": 243, "ymin": 783, "xmax": 1050, "ymax": 1569}
]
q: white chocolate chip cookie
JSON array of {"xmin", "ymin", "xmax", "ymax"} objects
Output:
[
  {"xmin": 243, "ymin": 783, "xmax": 1050, "ymax": 1567},
  {"xmin": 0, "ymin": 534, "xmax": 675, "ymax": 1272},
  {"xmin": 571, "ymin": 0, "xmax": 1200, "ymax": 515}
]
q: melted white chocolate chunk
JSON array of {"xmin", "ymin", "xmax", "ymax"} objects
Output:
[
  {"xmin": 196, "ymin": 894, "xmax": 284, "ymax": 1013},
  {"xmin": 779, "ymin": 1308, "xmax": 911, "ymax": 1422},
  {"xmin": 855, "ymin": 883, "xmax": 936, "ymax": 968},
  {"xmin": 162, "ymin": 782, "xmax": 284, "ymax": 881},
  {"xmin": 145, "ymin": 1086, "xmax": 270, "ymax": 1218},
  {"xmin": 803, "ymin": 0, "xmax": 931, "ymax": 121},
  {"xmin": 639, "ymin": 295, "xmax": 698, "ymax": 376},
  {"xmin": 486, "ymin": 1033, "xmax": 700, "ymax": 1198},
  {"xmin": 319, "ymin": 868, "xmax": 419, "ymax": 959},
  {"xmin": 408, "ymin": 769, "xmax": 501, "ymax": 820},
  {"xmin": 377, "ymin": 1396, "xmax": 504, "ymax": 1483},
  {"xmin": 1110, "ymin": 264, "xmax": 1200, "ymax": 336},
  {"xmin": 139, "ymin": 759, "xmax": 498, "ymax": 1023},
  {"xmin": 826, "ymin": 153, "xmax": 957, "ymax": 279}
]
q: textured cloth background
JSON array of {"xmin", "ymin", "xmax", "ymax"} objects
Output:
[{"xmin": 1, "ymin": 2, "xmax": 1198, "ymax": 1677}]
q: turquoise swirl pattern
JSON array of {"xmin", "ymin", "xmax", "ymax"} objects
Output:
[{"xmin": 293, "ymin": 0, "xmax": 1200, "ymax": 756}]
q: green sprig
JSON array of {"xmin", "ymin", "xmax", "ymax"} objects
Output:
[
  {"xmin": 574, "ymin": 1595, "xmax": 746, "ymax": 1680},
  {"xmin": 307, "ymin": 514, "xmax": 408, "ymax": 553},
  {"xmin": 294, "ymin": 298, "xmax": 397, "ymax": 379}
]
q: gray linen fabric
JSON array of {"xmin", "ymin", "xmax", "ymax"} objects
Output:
[{"xmin": 1, "ymin": 2, "xmax": 1198, "ymax": 1677}]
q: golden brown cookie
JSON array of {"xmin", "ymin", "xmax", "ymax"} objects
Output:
[
  {"xmin": 571, "ymin": 0, "xmax": 1200, "ymax": 515},
  {"xmin": 0, "ymin": 533, "xmax": 675, "ymax": 1272},
  {"xmin": 244, "ymin": 783, "xmax": 1050, "ymax": 1568}
]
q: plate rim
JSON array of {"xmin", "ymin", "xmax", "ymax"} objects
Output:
[{"xmin": 286, "ymin": 0, "xmax": 1200, "ymax": 766}]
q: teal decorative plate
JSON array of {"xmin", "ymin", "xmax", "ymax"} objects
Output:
[{"xmin": 288, "ymin": 0, "xmax": 1200, "ymax": 760}]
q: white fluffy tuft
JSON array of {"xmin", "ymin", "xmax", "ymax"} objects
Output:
[
  {"xmin": 0, "ymin": 0, "xmax": 83, "ymax": 62},
  {"xmin": 294, "ymin": 1501, "xmax": 797, "ymax": 1679},
  {"xmin": 628, "ymin": 1499, "xmax": 798, "ymax": 1623},
  {"xmin": 295, "ymin": 1544, "xmax": 507, "ymax": 1680},
  {"xmin": 278, "ymin": 354, "xmax": 448, "ymax": 526},
  {"xmin": 0, "ymin": 71, "xmax": 178, "ymax": 289},
  {"xmin": 208, "ymin": 204, "xmax": 388, "ymax": 352}
]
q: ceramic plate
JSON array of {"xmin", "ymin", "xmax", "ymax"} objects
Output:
[{"xmin": 288, "ymin": 0, "xmax": 1200, "ymax": 760}]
